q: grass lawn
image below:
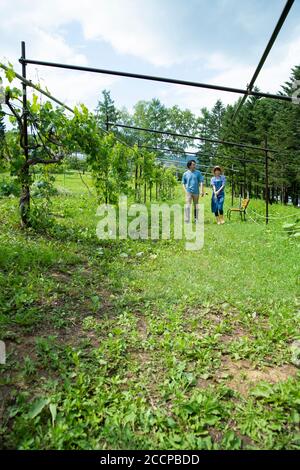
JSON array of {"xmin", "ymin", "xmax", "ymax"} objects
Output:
[{"xmin": 0, "ymin": 171, "xmax": 299, "ymax": 450}]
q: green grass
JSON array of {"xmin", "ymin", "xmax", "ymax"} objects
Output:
[
  {"xmin": 53, "ymin": 171, "xmax": 94, "ymax": 195},
  {"xmin": 0, "ymin": 172, "xmax": 299, "ymax": 450}
]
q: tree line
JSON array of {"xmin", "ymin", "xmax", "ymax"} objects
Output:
[
  {"xmin": 0, "ymin": 63, "xmax": 299, "ymax": 227},
  {"xmin": 96, "ymin": 66, "xmax": 299, "ymax": 206}
]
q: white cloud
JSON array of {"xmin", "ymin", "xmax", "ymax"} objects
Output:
[
  {"xmin": 0, "ymin": 0, "xmax": 299, "ymax": 116},
  {"xmin": 157, "ymin": 31, "xmax": 300, "ymax": 115},
  {"xmin": 158, "ymin": 84, "xmax": 235, "ymax": 115},
  {"xmin": 0, "ymin": 4, "xmax": 118, "ymax": 110},
  {"xmin": 27, "ymin": 28, "xmax": 88, "ymax": 65},
  {"xmin": 255, "ymin": 34, "xmax": 300, "ymax": 93},
  {"xmin": 26, "ymin": 68, "xmax": 118, "ymax": 110},
  {"xmin": 1, "ymin": 0, "xmax": 204, "ymax": 67},
  {"xmin": 21, "ymin": 28, "xmax": 118, "ymax": 110}
]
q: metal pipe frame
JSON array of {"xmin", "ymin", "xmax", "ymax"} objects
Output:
[
  {"xmin": 137, "ymin": 144, "xmax": 298, "ymax": 167},
  {"xmin": 233, "ymin": 0, "xmax": 295, "ymax": 120},
  {"xmin": 110, "ymin": 122, "xmax": 276, "ymax": 153},
  {"xmin": 15, "ymin": 26, "xmax": 298, "ymax": 227},
  {"xmin": 137, "ymin": 144, "xmax": 265, "ymax": 165},
  {"xmin": 20, "ymin": 57, "xmax": 292, "ymax": 104}
]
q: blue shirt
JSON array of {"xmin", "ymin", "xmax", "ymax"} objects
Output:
[
  {"xmin": 211, "ymin": 175, "xmax": 226, "ymax": 195},
  {"xmin": 182, "ymin": 170, "xmax": 204, "ymax": 194}
]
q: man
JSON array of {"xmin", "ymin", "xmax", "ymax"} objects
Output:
[{"xmin": 182, "ymin": 160, "xmax": 204, "ymax": 223}]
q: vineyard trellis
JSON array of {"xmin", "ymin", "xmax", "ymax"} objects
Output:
[{"xmin": 1, "ymin": 0, "xmax": 298, "ymax": 225}]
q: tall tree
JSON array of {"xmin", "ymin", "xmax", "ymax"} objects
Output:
[
  {"xmin": 95, "ymin": 90, "xmax": 120, "ymax": 131},
  {"xmin": 132, "ymin": 98, "xmax": 168, "ymax": 149}
]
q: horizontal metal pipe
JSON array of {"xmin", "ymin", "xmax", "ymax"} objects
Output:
[
  {"xmin": 20, "ymin": 58, "xmax": 292, "ymax": 103},
  {"xmin": 111, "ymin": 122, "xmax": 276, "ymax": 152},
  {"xmin": 232, "ymin": 0, "xmax": 295, "ymax": 120},
  {"xmin": 137, "ymin": 144, "xmax": 265, "ymax": 164}
]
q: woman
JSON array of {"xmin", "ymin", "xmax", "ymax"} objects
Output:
[{"xmin": 211, "ymin": 166, "xmax": 226, "ymax": 225}]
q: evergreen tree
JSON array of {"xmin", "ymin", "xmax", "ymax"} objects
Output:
[{"xmin": 95, "ymin": 90, "xmax": 120, "ymax": 130}]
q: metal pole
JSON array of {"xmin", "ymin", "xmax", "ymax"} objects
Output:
[
  {"xmin": 20, "ymin": 58, "xmax": 292, "ymax": 103},
  {"xmin": 105, "ymin": 113, "xmax": 109, "ymax": 203},
  {"xmin": 138, "ymin": 144, "xmax": 276, "ymax": 164},
  {"xmin": 111, "ymin": 122, "xmax": 276, "ymax": 153},
  {"xmin": 20, "ymin": 41, "xmax": 30, "ymax": 226},
  {"xmin": 243, "ymin": 158, "xmax": 246, "ymax": 199},
  {"xmin": 265, "ymin": 136, "xmax": 269, "ymax": 225},
  {"xmin": 138, "ymin": 144, "xmax": 265, "ymax": 164},
  {"xmin": 231, "ymin": 164, "xmax": 234, "ymax": 206},
  {"xmin": 232, "ymin": 0, "xmax": 295, "ymax": 120}
]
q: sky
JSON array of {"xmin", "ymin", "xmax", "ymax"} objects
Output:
[{"xmin": 1, "ymin": 0, "xmax": 300, "ymax": 117}]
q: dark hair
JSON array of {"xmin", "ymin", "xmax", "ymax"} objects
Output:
[{"xmin": 187, "ymin": 159, "xmax": 196, "ymax": 168}]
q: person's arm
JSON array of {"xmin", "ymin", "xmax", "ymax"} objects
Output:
[
  {"xmin": 212, "ymin": 184, "xmax": 218, "ymax": 197},
  {"xmin": 210, "ymin": 177, "xmax": 216, "ymax": 197},
  {"xmin": 215, "ymin": 176, "xmax": 226, "ymax": 195},
  {"xmin": 182, "ymin": 174, "xmax": 187, "ymax": 193},
  {"xmin": 200, "ymin": 181, "xmax": 204, "ymax": 196},
  {"xmin": 199, "ymin": 173, "xmax": 205, "ymax": 196},
  {"xmin": 215, "ymin": 185, "xmax": 224, "ymax": 196}
]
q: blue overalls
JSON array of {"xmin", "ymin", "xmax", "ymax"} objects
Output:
[{"xmin": 211, "ymin": 176, "xmax": 225, "ymax": 215}]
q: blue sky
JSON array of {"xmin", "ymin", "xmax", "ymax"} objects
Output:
[{"xmin": 1, "ymin": 0, "xmax": 300, "ymax": 115}]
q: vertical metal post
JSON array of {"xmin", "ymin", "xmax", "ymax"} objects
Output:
[
  {"xmin": 21, "ymin": 42, "xmax": 28, "ymax": 150},
  {"xmin": 105, "ymin": 113, "xmax": 109, "ymax": 203},
  {"xmin": 231, "ymin": 164, "xmax": 234, "ymax": 206},
  {"xmin": 20, "ymin": 41, "xmax": 30, "ymax": 226},
  {"xmin": 243, "ymin": 156, "xmax": 246, "ymax": 199},
  {"xmin": 144, "ymin": 153, "xmax": 147, "ymax": 203},
  {"xmin": 265, "ymin": 135, "xmax": 269, "ymax": 225}
]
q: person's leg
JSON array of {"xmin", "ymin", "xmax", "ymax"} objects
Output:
[
  {"xmin": 215, "ymin": 210, "xmax": 220, "ymax": 224},
  {"xmin": 185, "ymin": 192, "xmax": 192, "ymax": 222},
  {"xmin": 219, "ymin": 209, "xmax": 225, "ymax": 224},
  {"xmin": 192, "ymin": 194, "xmax": 199, "ymax": 221},
  {"xmin": 218, "ymin": 197, "xmax": 225, "ymax": 224}
]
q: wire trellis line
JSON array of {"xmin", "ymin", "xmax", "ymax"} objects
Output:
[{"xmin": 247, "ymin": 208, "xmax": 299, "ymax": 220}]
